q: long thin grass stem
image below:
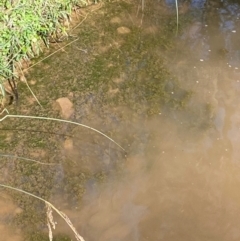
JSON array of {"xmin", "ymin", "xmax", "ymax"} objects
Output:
[
  {"xmin": 0, "ymin": 154, "xmax": 59, "ymax": 165},
  {"xmin": 175, "ymin": 0, "xmax": 179, "ymax": 36},
  {"xmin": 18, "ymin": 65, "xmax": 43, "ymax": 108},
  {"xmin": 25, "ymin": 38, "xmax": 79, "ymax": 71},
  {"xmin": 0, "ymin": 113, "xmax": 125, "ymax": 151}
]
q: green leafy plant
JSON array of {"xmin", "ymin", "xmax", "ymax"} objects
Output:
[{"xmin": 0, "ymin": 0, "xmax": 88, "ymax": 105}]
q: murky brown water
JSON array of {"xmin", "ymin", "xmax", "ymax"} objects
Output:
[
  {"xmin": 66, "ymin": 1, "xmax": 240, "ymax": 240},
  {"xmin": 2, "ymin": 0, "xmax": 240, "ymax": 240},
  {"xmin": 63, "ymin": 115, "xmax": 240, "ymax": 241},
  {"xmin": 0, "ymin": 193, "xmax": 22, "ymax": 241}
]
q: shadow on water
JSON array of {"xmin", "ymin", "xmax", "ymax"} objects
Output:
[{"xmin": 2, "ymin": 0, "xmax": 240, "ymax": 240}]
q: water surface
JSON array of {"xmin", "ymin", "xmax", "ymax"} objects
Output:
[{"xmin": 2, "ymin": 0, "xmax": 240, "ymax": 240}]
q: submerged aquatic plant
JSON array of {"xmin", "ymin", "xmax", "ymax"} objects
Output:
[{"xmin": 0, "ymin": 107, "xmax": 125, "ymax": 239}]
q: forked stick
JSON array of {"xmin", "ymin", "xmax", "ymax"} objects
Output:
[{"xmin": 0, "ymin": 184, "xmax": 85, "ymax": 241}]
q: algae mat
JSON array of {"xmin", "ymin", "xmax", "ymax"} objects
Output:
[{"xmin": 0, "ymin": 1, "xmax": 196, "ymax": 240}]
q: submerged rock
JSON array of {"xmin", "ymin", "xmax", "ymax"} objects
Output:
[
  {"xmin": 117, "ymin": 26, "xmax": 131, "ymax": 34},
  {"xmin": 182, "ymin": 21, "xmax": 202, "ymax": 40},
  {"xmin": 56, "ymin": 97, "xmax": 74, "ymax": 119},
  {"xmin": 63, "ymin": 138, "xmax": 74, "ymax": 151},
  {"xmin": 110, "ymin": 16, "xmax": 121, "ymax": 24}
]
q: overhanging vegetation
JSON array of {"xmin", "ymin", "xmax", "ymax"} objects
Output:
[{"xmin": 0, "ymin": 0, "xmax": 90, "ymax": 103}]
